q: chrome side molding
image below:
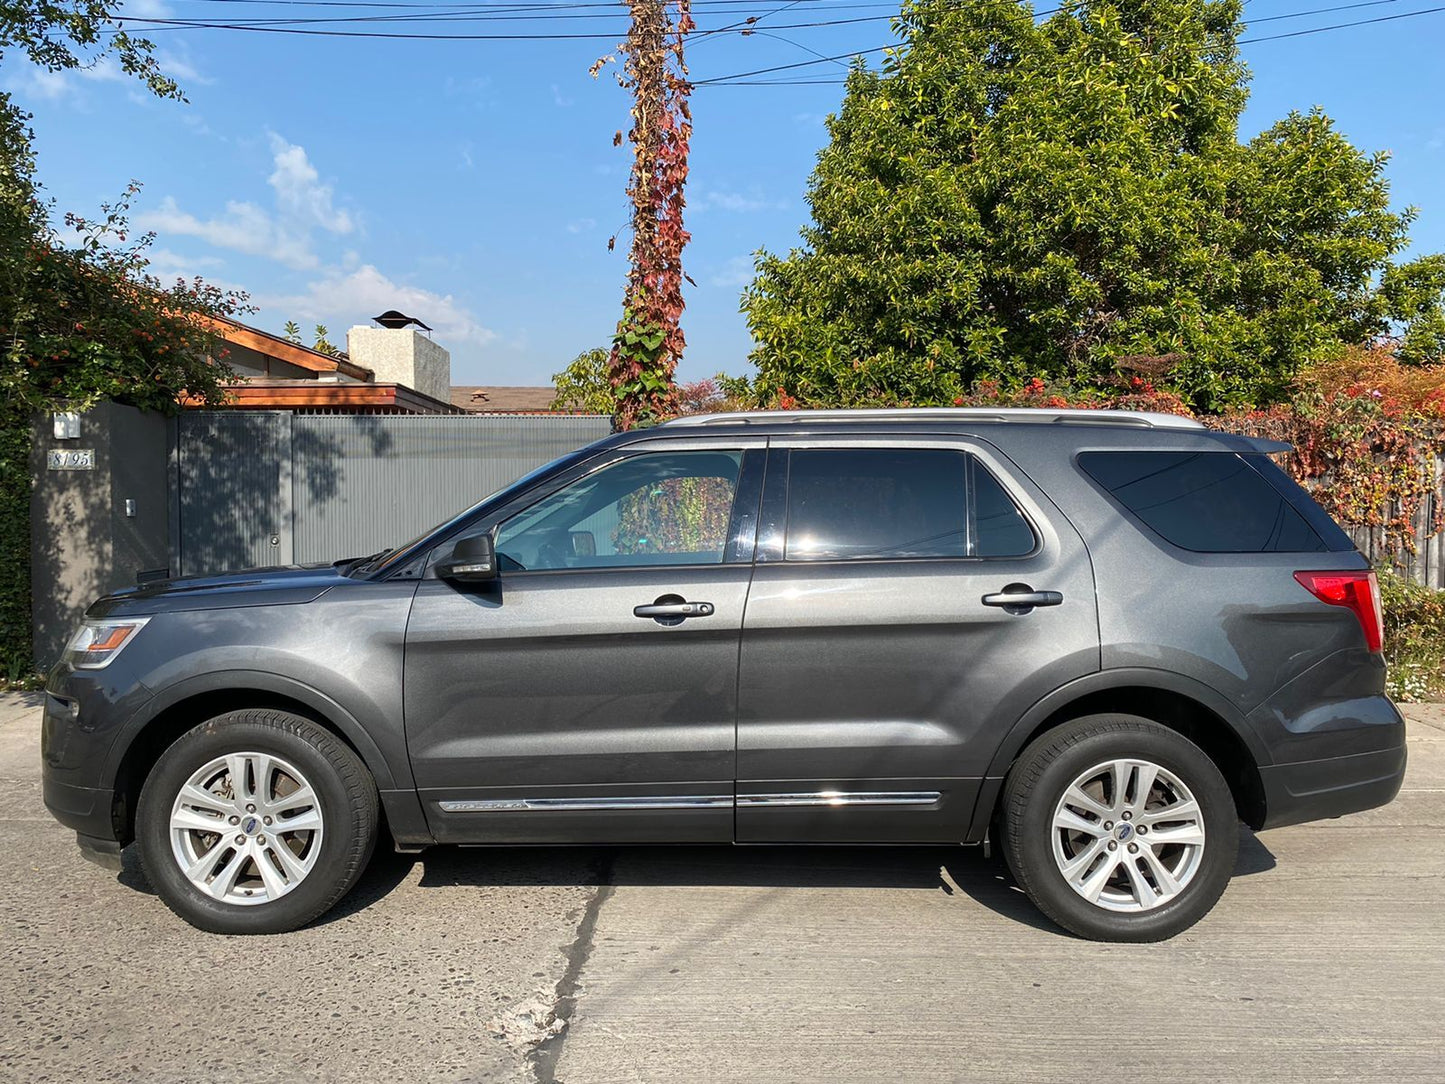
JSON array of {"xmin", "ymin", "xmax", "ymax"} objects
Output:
[
  {"xmin": 737, "ymin": 791, "xmax": 942, "ymax": 808},
  {"xmin": 437, "ymin": 794, "xmax": 733, "ymax": 813},
  {"xmin": 438, "ymin": 790, "xmax": 943, "ymax": 814}
]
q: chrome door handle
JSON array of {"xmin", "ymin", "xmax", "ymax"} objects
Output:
[
  {"xmin": 982, "ymin": 585, "xmax": 1063, "ymax": 613},
  {"xmin": 633, "ymin": 601, "xmax": 715, "ymax": 619}
]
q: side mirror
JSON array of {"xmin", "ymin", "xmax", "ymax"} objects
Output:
[{"xmin": 436, "ymin": 534, "xmax": 498, "ymax": 583}]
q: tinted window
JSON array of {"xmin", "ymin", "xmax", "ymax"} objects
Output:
[
  {"xmin": 782, "ymin": 449, "xmax": 1034, "ymax": 560},
  {"xmin": 496, "ymin": 450, "xmax": 742, "ymax": 569},
  {"xmin": 1079, "ymin": 451, "xmax": 1326, "ymax": 553},
  {"xmin": 973, "ymin": 463, "xmax": 1036, "ymax": 557}
]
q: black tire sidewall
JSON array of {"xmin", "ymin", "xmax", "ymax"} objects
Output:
[
  {"xmin": 1004, "ymin": 716, "xmax": 1240, "ymax": 942},
  {"xmin": 136, "ymin": 712, "xmax": 375, "ymax": 935}
]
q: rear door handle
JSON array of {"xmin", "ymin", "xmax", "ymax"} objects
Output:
[
  {"xmin": 634, "ymin": 601, "xmax": 715, "ymax": 619},
  {"xmin": 982, "ymin": 585, "xmax": 1063, "ymax": 612}
]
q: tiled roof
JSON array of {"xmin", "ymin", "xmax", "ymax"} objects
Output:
[{"xmin": 450, "ymin": 386, "xmax": 561, "ymax": 413}]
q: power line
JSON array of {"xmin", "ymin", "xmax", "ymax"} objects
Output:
[{"xmin": 695, "ymin": 0, "xmax": 1445, "ymax": 84}]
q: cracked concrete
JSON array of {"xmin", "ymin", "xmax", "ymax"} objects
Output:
[{"xmin": 3, "ymin": 693, "xmax": 1443, "ymax": 1082}]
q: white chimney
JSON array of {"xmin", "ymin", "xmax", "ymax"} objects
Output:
[{"xmin": 346, "ymin": 326, "xmax": 452, "ymax": 403}]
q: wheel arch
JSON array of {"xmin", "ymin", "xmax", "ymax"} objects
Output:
[
  {"xmin": 973, "ymin": 670, "xmax": 1270, "ymax": 837},
  {"xmin": 106, "ymin": 672, "xmax": 398, "ymax": 847}
]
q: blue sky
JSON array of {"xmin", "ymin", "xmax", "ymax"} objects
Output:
[{"xmin": 8, "ymin": 0, "xmax": 1445, "ymax": 387}]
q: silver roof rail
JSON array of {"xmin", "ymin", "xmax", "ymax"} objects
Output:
[{"xmin": 661, "ymin": 407, "xmax": 1205, "ymax": 430}]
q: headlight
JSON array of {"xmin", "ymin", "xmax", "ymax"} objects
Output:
[{"xmin": 64, "ymin": 617, "xmax": 151, "ymax": 669}]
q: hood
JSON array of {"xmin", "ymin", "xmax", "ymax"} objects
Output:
[{"xmin": 86, "ymin": 562, "xmax": 350, "ymax": 618}]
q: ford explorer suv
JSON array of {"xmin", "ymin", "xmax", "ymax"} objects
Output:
[{"xmin": 41, "ymin": 408, "xmax": 1406, "ymax": 941}]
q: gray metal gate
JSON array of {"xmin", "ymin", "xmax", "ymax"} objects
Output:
[{"xmin": 174, "ymin": 412, "xmax": 611, "ymax": 577}]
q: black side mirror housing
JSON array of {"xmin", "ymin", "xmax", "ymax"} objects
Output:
[{"xmin": 436, "ymin": 534, "xmax": 498, "ymax": 583}]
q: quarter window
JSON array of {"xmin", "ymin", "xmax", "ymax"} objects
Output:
[
  {"xmin": 1078, "ymin": 450, "xmax": 1327, "ymax": 553},
  {"xmin": 782, "ymin": 448, "xmax": 1034, "ymax": 561},
  {"xmin": 495, "ymin": 450, "xmax": 743, "ymax": 570}
]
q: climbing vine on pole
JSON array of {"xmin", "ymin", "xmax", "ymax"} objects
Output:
[{"xmin": 603, "ymin": 0, "xmax": 693, "ymax": 429}]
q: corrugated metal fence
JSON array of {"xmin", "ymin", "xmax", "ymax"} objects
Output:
[{"xmin": 174, "ymin": 412, "xmax": 612, "ymax": 577}]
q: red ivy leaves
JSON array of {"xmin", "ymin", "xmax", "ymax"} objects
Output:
[{"xmin": 609, "ymin": 0, "xmax": 693, "ymax": 429}]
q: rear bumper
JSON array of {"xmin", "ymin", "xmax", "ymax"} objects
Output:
[{"xmin": 1258, "ymin": 742, "xmax": 1407, "ymax": 830}]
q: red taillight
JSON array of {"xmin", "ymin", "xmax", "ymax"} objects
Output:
[{"xmin": 1293, "ymin": 570, "xmax": 1384, "ymax": 653}]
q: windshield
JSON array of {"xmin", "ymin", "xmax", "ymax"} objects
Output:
[{"xmin": 357, "ymin": 447, "xmax": 599, "ymax": 575}]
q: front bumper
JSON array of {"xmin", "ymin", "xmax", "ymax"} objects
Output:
[{"xmin": 42, "ymin": 774, "xmax": 118, "ymax": 840}]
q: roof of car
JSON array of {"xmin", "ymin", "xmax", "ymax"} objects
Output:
[{"xmin": 661, "ymin": 407, "xmax": 1206, "ymax": 430}]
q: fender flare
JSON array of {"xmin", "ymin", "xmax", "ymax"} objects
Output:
[
  {"xmin": 982, "ymin": 667, "xmax": 1272, "ymax": 781},
  {"xmin": 103, "ymin": 669, "xmax": 402, "ymax": 791}
]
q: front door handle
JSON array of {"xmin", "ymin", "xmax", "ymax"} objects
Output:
[
  {"xmin": 634, "ymin": 600, "xmax": 715, "ymax": 620},
  {"xmin": 982, "ymin": 584, "xmax": 1063, "ymax": 613}
]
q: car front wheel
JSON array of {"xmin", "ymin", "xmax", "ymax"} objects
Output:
[
  {"xmin": 136, "ymin": 709, "xmax": 379, "ymax": 934},
  {"xmin": 1001, "ymin": 714, "xmax": 1240, "ymax": 942}
]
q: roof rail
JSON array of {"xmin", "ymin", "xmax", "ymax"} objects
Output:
[{"xmin": 662, "ymin": 407, "xmax": 1205, "ymax": 430}]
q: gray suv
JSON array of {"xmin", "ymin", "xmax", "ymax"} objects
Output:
[{"xmin": 41, "ymin": 408, "xmax": 1406, "ymax": 941}]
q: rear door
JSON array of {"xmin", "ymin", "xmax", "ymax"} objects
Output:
[{"xmin": 736, "ymin": 434, "xmax": 1100, "ymax": 842}]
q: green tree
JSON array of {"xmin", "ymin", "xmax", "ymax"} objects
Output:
[
  {"xmin": 743, "ymin": 0, "xmax": 1445, "ymax": 411},
  {"xmin": 1, "ymin": 5, "xmax": 240, "ymax": 676},
  {"xmin": 551, "ymin": 346, "xmax": 619, "ymax": 413}
]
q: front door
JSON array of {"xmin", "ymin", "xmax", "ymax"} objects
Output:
[
  {"xmin": 404, "ymin": 442, "xmax": 764, "ymax": 844},
  {"xmin": 736, "ymin": 437, "xmax": 1099, "ymax": 842}
]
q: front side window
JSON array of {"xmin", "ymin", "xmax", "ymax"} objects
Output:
[
  {"xmin": 495, "ymin": 450, "xmax": 743, "ymax": 570},
  {"xmin": 782, "ymin": 448, "xmax": 1034, "ymax": 561}
]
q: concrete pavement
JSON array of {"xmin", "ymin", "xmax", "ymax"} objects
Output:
[{"xmin": 1, "ymin": 694, "xmax": 1442, "ymax": 1083}]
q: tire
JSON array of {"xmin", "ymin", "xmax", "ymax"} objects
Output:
[
  {"xmin": 136, "ymin": 709, "xmax": 379, "ymax": 934},
  {"xmin": 1000, "ymin": 714, "xmax": 1239, "ymax": 942}
]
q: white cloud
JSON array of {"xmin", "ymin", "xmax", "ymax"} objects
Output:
[
  {"xmin": 123, "ymin": 0, "xmax": 174, "ymax": 16},
  {"xmin": 710, "ymin": 255, "xmax": 755, "ymax": 289},
  {"xmin": 138, "ymin": 133, "xmax": 355, "ymax": 269},
  {"xmin": 267, "ymin": 133, "xmax": 354, "ymax": 235},
  {"xmin": 156, "ymin": 48, "xmax": 214, "ymax": 87},
  {"xmin": 137, "ymin": 196, "xmax": 320, "ymax": 270},
  {"xmin": 551, "ymin": 84, "xmax": 574, "ymax": 107},
  {"xmin": 6, "ymin": 55, "xmax": 125, "ymax": 101},
  {"xmin": 260, "ymin": 266, "xmax": 496, "ymax": 347},
  {"xmin": 566, "ymin": 217, "xmax": 596, "ymax": 234},
  {"xmin": 145, "ymin": 247, "xmax": 225, "ymax": 279},
  {"xmin": 696, "ymin": 188, "xmax": 787, "ymax": 214}
]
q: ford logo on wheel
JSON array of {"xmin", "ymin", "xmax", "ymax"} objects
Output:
[{"xmin": 1117, "ymin": 823, "xmax": 1134, "ymax": 842}]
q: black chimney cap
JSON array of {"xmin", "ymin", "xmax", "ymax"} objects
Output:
[{"xmin": 372, "ymin": 310, "xmax": 433, "ymax": 331}]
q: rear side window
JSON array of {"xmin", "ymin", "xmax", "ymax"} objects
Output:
[
  {"xmin": 1078, "ymin": 451, "xmax": 1327, "ymax": 553},
  {"xmin": 783, "ymin": 449, "xmax": 1034, "ymax": 560}
]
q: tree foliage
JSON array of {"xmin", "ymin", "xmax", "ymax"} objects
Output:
[
  {"xmin": 743, "ymin": 0, "xmax": 1445, "ymax": 412},
  {"xmin": 551, "ymin": 346, "xmax": 619, "ymax": 413},
  {"xmin": 0, "ymin": 0, "xmax": 182, "ymax": 100},
  {"xmin": 1, "ymin": 101, "xmax": 245, "ymax": 417}
]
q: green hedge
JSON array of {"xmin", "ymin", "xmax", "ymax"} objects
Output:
[
  {"xmin": 0, "ymin": 411, "xmax": 32, "ymax": 682},
  {"xmin": 1379, "ymin": 569, "xmax": 1445, "ymax": 702}
]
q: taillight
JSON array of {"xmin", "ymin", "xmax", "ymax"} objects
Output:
[{"xmin": 1293, "ymin": 570, "xmax": 1383, "ymax": 653}]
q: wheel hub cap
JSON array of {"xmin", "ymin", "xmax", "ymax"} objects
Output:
[
  {"xmin": 168, "ymin": 751, "xmax": 325, "ymax": 907},
  {"xmin": 1050, "ymin": 757, "xmax": 1206, "ymax": 914}
]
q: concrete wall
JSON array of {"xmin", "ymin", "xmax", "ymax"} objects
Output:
[
  {"xmin": 346, "ymin": 327, "xmax": 451, "ymax": 402},
  {"xmin": 30, "ymin": 404, "xmax": 169, "ymax": 667}
]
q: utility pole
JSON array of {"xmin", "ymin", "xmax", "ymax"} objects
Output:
[{"xmin": 607, "ymin": 0, "xmax": 693, "ymax": 429}]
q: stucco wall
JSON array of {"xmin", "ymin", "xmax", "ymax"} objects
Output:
[
  {"xmin": 30, "ymin": 403, "xmax": 169, "ymax": 666},
  {"xmin": 346, "ymin": 327, "xmax": 452, "ymax": 402}
]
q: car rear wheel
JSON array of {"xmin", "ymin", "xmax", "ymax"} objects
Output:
[
  {"xmin": 1001, "ymin": 714, "xmax": 1239, "ymax": 942},
  {"xmin": 136, "ymin": 709, "xmax": 378, "ymax": 934}
]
